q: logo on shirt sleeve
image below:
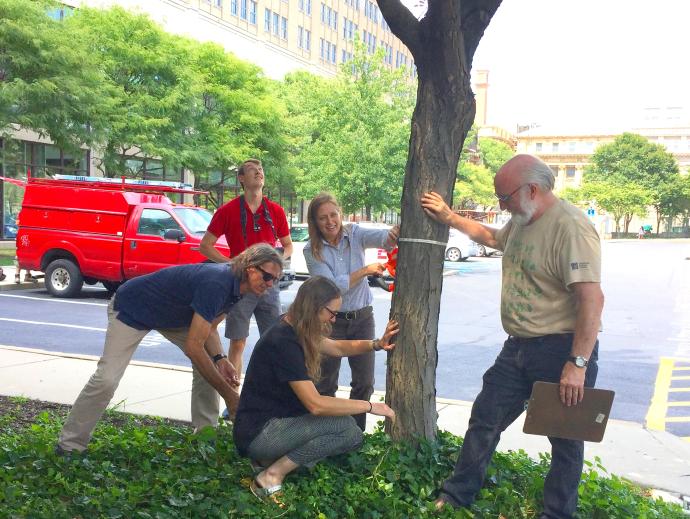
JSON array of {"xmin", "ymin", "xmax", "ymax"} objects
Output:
[{"xmin": 570, "ymin": 262, "xmax": 590, "ymax": 271}]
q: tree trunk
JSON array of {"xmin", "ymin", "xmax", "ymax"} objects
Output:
[
  {"xmin": 624, "ymin": 214, "xmax": 632, "ymax": 234},
  {"xmin": 377, "ymin": 0, "xmax": 502, "ymax": 441}
]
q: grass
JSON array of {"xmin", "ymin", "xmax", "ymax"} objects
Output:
[
  {"xmin": 0, "ymin": 396, "xmax": 685, "ymax": 518},
  {"xmin": 0, "ymin": 246, "xmax": 16, "ymax": 266}
]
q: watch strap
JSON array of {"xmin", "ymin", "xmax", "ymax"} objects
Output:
[
  {"xmin": 568, "ymin": 355, "xmax": 588, "ymax": 367},
  {"xmin": 212, "ymin": 353, "xmax": 227, "ymax": 364}
]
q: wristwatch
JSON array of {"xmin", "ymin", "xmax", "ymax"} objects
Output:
[
  {"xmin": 212, "ymin": 353, "xmax": 227, "ymax": 364},
  {"xmin": 568, "ymin": 355, "xmax": 588, "ymax": 368}
]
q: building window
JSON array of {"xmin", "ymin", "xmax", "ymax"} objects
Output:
[
  {"xmin": 240, "ymin": 0, "xmax": 247, "ymax": 19},
  {"xmin": 566, "ymin": 166, "xmax": 576, "ymax": 178},
  {"xmin": 305, "ymin": 29, "xmax": 311, "ymax": 50},
  {"xmin": 46, "ymin": 6, "xmax": 74, "ymax": 20},
  {"xmin": 264, "ymin": 8, "xmax": 271, "ymax": 31},
  {"xmin": 272, "ymin": 12, "xmax": 279, "ymax": 35},
  {"xmin": 230, "ymin": 0, "xmax": 238, "ymax": 15},
  {"xmin": 320, "ymin": 38, "xmax": 336, "ymax": 64},
  {"xmin": 297, "ymin": 26, "xmax": 303, "ymax": 47},
  {"xmin": 281, "ymin": 17, "xmax": 288, "ymax": 39},
  {"xmin": 249, "ymin": 1, "xmax": 257, "ymax": 24},
  {"xmin": 535, "ymin": 142, "xmax": 542, "ymax": 152},
  {"xmin": 568, "ymin": 141, "xmax": 576, "ymax": 153},
  {"xmin": 550, "ymin": 165, "xmax": 559, "ymax": 177},
  {"xmin": 551, "ymin": 142, "xmax": 559, "ymax": 153}
]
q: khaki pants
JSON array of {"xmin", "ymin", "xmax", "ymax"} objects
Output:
[{"xmin": 58, "ymin": 298, "xmax": 219, "ymax": 452}]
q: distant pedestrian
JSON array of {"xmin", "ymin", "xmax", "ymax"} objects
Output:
[
  {"xmin": 422, "ymin": 154, "xmax": 604, "ymax": 519},
  {"xmin": 14, "ymin": 255, "xmax": 36, "ymax": 284},
  {"xmin": 638, "ymin": 226, "xmax": 645, "ymax": 239},
  {"xmin": 57, "ymin": 244, "xmax": 283, "ymax": 455}
]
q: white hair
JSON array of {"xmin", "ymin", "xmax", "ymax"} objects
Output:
[{"xmin": 524, "ymin": 157, "xmax": 555, "ymax": 191}]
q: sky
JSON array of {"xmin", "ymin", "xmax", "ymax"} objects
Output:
[{"xmin": 458, "ymin": 0, "xmax": 690, "ymax": 132}]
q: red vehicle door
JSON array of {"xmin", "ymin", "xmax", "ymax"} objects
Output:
[{"xmin": 122, "ymin": 207, "xmax": 183, "ymax": 278}]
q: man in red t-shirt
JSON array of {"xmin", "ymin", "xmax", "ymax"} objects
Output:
[{"xmin": 201, "ymin": 159, "xmax": 293, "ymax": 383}]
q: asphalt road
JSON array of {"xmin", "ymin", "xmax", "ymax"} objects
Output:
[{"xmin": 1, "ymin": 239, "xmax": 689, "ymax": 429}]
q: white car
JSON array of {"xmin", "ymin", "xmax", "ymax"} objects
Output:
[
  {"xmin": 288, "ymin": 222, "xmax": 390, "ymax": 276},
  {"xmin": 445, "ymin": 229, "xmax": 479, "ymax": 262}
]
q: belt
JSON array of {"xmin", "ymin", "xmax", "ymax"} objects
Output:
[
  {"xmin": 335, "ymin": 306, "xmax": 373, "ymax": 321},
  {"xmin": 508, "ymin": 333, "xmax": 574, "ymax": 343}
]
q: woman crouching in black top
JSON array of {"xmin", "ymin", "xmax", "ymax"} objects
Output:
[{"xmin": 234, "ymin": 275, "xmax": 398, "ymax": 502}]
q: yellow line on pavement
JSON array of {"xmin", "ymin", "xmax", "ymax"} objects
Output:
[
  {"xmin": 669, "ymin": 387, "xmax": 690, "ymax": 392},
  {"xmin": 667, "ymin": 401, "xmax": 690, "ymax": 407},
  {"xmin": 671, "ymin": 375, "xmax": 690, "ymax": 380},
  {"xmin": 674, "ymin": 367, "xmax": 690, "ymax": 371},
  {"xmin": 682, "ymin": 437, "xmax": 690, "ymax": 443},
  {"xmin": 646, "ymin": 357, "xmax": 675, "ymax": 431},
  {"xmin": 665, "ymin": 416, "xmax": 690, "ymax": 423}
]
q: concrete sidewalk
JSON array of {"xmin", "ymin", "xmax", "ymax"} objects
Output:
[
  {"xmin": 1, "ymin": 345, "xmax": 689, "ymax": 505},
  {"xmin": 0, "ymin": 265, "xmax": 42, "ymax": 291}
]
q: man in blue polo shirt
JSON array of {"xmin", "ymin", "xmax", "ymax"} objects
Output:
[{"xmin": 58, "ymin": 244, "xmax": 283, "ymax": 454}]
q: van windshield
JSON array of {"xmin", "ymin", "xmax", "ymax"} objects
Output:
[{"xmin": 173, "ymin": 207, "xmax": 212, "ymax": 234}]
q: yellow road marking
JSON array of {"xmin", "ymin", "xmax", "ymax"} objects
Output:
[
  {"xmin": 671, "ymin": 375, "xmax": 690, "ymax": 380},
  {"xmin": 674, "ymin": 367, "xmax": 690, "ymax": 371},
  {"xmin": 665, "ymin": 416, "xmax": 690, "ymax": 423},
  {"xmin": 646, "ymin": 358, "xmax": 675, "ymax": 431},
  {"xmin": 668, "ymin": 387, "xmax": 690, "ymax": 392},
  {"xmin": 682, "ymin": 436, "xmax": 690, "ymax": 443},
  {"xmin": 667, "ymin": 401, "xmax": 690, "ymax": 407}
]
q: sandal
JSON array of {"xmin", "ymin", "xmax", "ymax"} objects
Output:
[
  {"xmin": 250, "ymin": 477, "xmax": 284, "ymax": 507},
  {"xmin": 249, "ymin": 459, "xmax": 265, "ymax": 475}
]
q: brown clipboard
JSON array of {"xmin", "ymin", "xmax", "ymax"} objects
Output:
[{"xmin": 523, "ymin": 381, "xmax": 615, "ymax": 442}]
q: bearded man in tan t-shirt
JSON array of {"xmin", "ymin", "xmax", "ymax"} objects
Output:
[{"xmin": 422, "ymin": 154, "xmax": 605, "ymax": 519}]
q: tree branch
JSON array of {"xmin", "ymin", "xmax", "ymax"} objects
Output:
[
  {"xmin": 460, "ymin": 0, "xmax": 503, "ymax": 63},
  {"xmin": 376, "ymin": 0, "xmax": 421, "ymax": 56}
]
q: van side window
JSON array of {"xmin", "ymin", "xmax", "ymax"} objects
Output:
[{"xmin": 138, "ymin": 209, "xmax": 181, "ymax": 237}]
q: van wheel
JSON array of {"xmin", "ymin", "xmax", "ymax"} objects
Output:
[{"xmin": 45, "ymin": 259, "xmax": 83, "ymax": 298}]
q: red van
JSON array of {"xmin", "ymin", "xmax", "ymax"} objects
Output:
[{"xmin": 15, "ymin": 175, "xmax": 230, "ymax": 297}]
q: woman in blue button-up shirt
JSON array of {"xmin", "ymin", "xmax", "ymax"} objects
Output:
[{"xmin": 304, "ymin": 193, "xmax": 398, "ymax": 430}]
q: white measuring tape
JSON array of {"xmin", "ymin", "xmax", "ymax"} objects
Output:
[{"xmin": 398, "ymin": 237, "xmax": 447, "ymax": 247}]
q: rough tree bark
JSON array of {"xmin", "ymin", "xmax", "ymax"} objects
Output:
[{"xmin": 377, "ymin": 0, "xmax": 502, "ymax": 441}]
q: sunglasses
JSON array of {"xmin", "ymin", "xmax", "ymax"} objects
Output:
[
  {"xmin": 323, "ymin": 306, "xmax": 338, "ymax": 319},
  {"xmin": 495, "ymin": 183, "xmax": 530, "ymax": 203},
  {"xmin": 255, "ymin": 265, "xmax": 279, "ymax": 283}
]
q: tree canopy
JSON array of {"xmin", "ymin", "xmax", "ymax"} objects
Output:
[
  {"xmin": 0, "ymin": 0, "xmax": 113, "ymax": 152},
  {"xmin": 585, "ymin": 133, "xmax": 681, "ymax": 233},
  {"xmin": 279, "ymin": 42, "xmax": 414, "ymax": 218},
  {"xmin": 1, "ymin": 3, "xmax": 286, "ymax": 200}
]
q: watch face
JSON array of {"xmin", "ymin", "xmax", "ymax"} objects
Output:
[{"xmin": 575, "ymin": 357, "xmax": 586, "ymax": 367}]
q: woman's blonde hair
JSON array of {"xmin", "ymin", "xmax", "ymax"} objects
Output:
[
  {"xmin": 286, "ymin": 276, "xmax": 341, "ymax": 381},
  {"xmin": 307, "ymin": 193, "xmax": 342, "ymax": 262}
]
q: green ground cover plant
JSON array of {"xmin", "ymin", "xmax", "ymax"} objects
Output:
[
  {"xmin": 0, "ymin": 248, "xmax": 16, "ymax": 266},
  {"xmin": 0, "ymin": 396, "xmax": 684, "ymax": 518}
]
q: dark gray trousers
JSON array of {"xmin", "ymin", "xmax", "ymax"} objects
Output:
[{"xmin": 315, "ymin": 310, "xmax": 375, "ymax": 431}]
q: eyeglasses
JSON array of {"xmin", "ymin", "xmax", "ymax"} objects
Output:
[
  {"xmin": 323, "ymin": 306, "xmax": 338, "ymax": 320},
  {"xmin": 495, "ymin": 183, "xmax": 530, "ymax": 203},
  {"xmin": 255, "ymin": 265, "xmax": 279, "ymax": 283},
  {"xmin": 252, "ymin": 213, "xmax": 261, "ymax": 232}
]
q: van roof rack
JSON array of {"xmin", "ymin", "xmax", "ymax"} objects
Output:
[{"xmin": 29, "ymin": 174, "xmax": 207, "ymax": 195}]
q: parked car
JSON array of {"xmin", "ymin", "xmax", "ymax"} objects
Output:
[
  {"xmin": 445, "ymin": 229, "xmax": 479, "ymax": 262},
  {"xmin": 3, "ymin": 215, "xmax": 18, "ymax": 239},
  {"xmin": 476, "ymin": 222, "xmax": 505, "ymax": 257},
  {"xmin": 288, "ymin": 222, "xmax": 390, "ymax": 276}
]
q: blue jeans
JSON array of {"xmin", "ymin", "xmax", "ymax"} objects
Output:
[{"xmin": 440, "ymin": 334, "xmax": 599, "ymax": 519}]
